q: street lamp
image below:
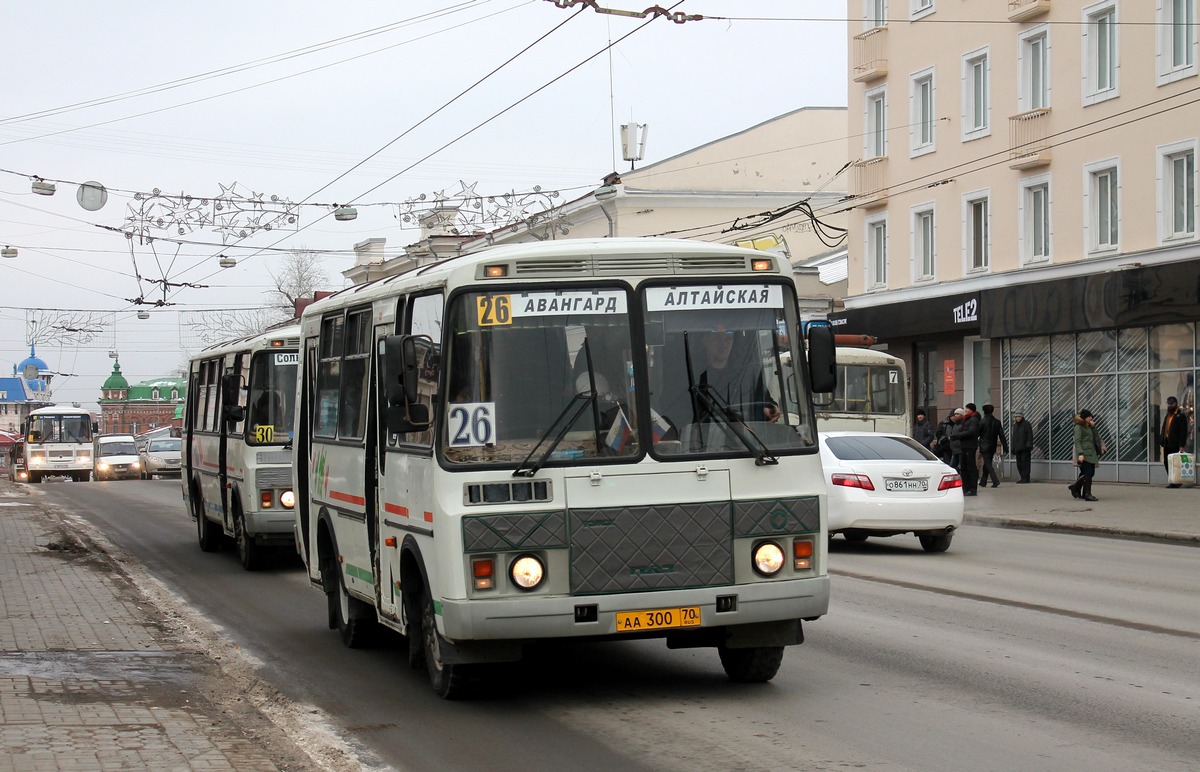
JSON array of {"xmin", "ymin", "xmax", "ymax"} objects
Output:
[{"xmin": 1, "ymin": 246, "xmax": 16, "ymax": 259}]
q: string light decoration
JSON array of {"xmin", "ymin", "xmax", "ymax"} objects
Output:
[
  {"xmin": 395, "ymin": 180, "xmax": 568, "ymax": 237},
  {"xmin": 123, "ymin": 182, "xmax": 300, "ymax": 245}
]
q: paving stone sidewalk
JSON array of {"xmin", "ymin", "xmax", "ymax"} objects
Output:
[{"xmin": 0, "ymin": 479, "xmax": 330, "ymax": 771}]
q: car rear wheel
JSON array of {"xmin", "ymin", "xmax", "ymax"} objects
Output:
[
  {"xmin": 718, "ymin": 645, "xmax": 784, "ymax": 683},
  {"xmin": 918, "ymin": 532, "xmax": 954, "ymax": 553}
]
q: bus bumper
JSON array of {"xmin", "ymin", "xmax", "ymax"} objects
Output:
[{"xmin": 437, "ymin": 575, "xmax": 829, "ymax": 643}]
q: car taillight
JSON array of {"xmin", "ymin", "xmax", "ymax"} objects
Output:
[
  {"xmin": 831, "ymin": 473, "xmax": 875, "ymax": 491},
  {"xmin": 938, "ymin": 473, "xmax": 963, "ymax": 491}
]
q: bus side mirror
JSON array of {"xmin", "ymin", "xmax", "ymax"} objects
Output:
[
  {"xmin": 92, "ymin": 422, "xmax": 99, "ymax": 434},
  {"xmin": 383, "ymin": 334, "xmax": 432, "ymax": 434},
  {"xmin": 221, "ymin": 373, "xmax": 244, "ymax": 423},
  {"xmin": 383, "ymin": 334, "xmax": 420, "ymax": 406},
  {"xmin": 807, "ymin": 325, "xmax": 837, "ymax": 394}
]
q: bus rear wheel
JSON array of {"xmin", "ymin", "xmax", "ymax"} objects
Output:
[
  {"xmin": 718, "ymin": 645, "xmax": 784, "ymax": 683},
  {"xmin": 420, "ymin": 585, "xmax": 476, "ymax": 699},
  {"xmin": 194, "ymin": 491, "xmax": 221, "ymax": 552}
]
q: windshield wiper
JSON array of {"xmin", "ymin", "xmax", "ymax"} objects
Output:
[
  {"xmin": 682, "ymin": 331, "xmax": 778, "ymax": 465},
  {"xmin": 512, "ymin": 391, "xmax": 596, "ymax": 478},
  {"xmin": 690, "ymin": 383, "xmax": 779, "ymax": 466}
]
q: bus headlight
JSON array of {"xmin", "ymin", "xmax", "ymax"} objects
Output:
[
  {"xmin": 509, "ymin": 554, "xmax": 545, "ymax": 590},
  {"xmin": 752, "ymin": 541, "xmax": 785, "ymax": 577},
  {"xmin": 280, "ymin": 489, "xmax": 296, "ymax": 509},
  {"xmin": 96, "ymin": 462, "xmax": 110, "ymax": 472},
  {"xmin": 131, "ymin": 461, "xmax": 141, "ymax": 470}
]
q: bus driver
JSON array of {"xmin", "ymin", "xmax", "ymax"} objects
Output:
[{"xmin": 698, "ymin": 329, "xmax": 780, "ymax": 423}]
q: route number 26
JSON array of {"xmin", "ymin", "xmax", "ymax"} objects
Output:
[
  {"xmin": 448, "ymin": 403, "xmax": 496, "ymax": 447},
  {"xmin": 477, "ymin": 295, "xmax": 512, "ymax": 326}
]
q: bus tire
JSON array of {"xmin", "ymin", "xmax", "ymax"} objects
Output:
[
  {"xmin": 420, "ymin": 585, "xmax": 475, "ymax": 699},
  {"xmin": 234, "ymin": 508, "xmax": 263, "ymax": 571},
  {"xmin": 332, "ymin": 570, "xmax": 374, "ymax": 648},
  {"xmin": 194, "ymin": 490, "xmax": 221, "ymax": 553},
  {"xmin": 718, "ymin": 645, "xmax": 784, "ymax": 683}
]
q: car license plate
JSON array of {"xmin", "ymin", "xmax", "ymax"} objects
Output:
[
  {"xmin": 885, "ymin": 478, "xmax": 928, "ymax": 492},
  {"xmin": 615, "ymin": 606, "xmax": 701, "ymax": 633}
]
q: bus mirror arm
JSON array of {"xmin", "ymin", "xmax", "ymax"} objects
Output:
[{"xmin": 807, "ymin": 325, "xmax": 838, "ymax": 394}]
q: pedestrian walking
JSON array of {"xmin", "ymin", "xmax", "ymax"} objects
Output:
[
  {"xmin": 913, "ymin": 408, "xmax": 935, "ymax": 450},
  {"xmin": 978, "ymin": 403, "xmax": 1008, "ymax": 488},
  {"xmin": 949, "ymin": 403, "xmax": 982, "ymax": 495},
  {"xmin": 1068, "ymin": 409, "xmax": 1104, "ymax": 502},
  {"xmin": 1159, "ymin": 395, "xmax": 1190, "ymax": 488},
  {"xmin": 1010, "ymin": 409, "xmax": 1034, "ymax": 483}
]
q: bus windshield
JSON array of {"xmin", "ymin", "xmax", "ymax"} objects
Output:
[
  {"xmin": 29, "ymin": 415, "xmax": 93, "ymax": 444},
  {"xmin": 644, "ymin": 283, "xmax": 815, "ymax": 457},
  {"xmin": 247, "ymin": 350, "xmax": 298, "ymax": 445},
  {"xmin": 439, "ymin": 282, "xmax": 815, "ymax": 466},
  {"xmin": 442, "ymin": 287, "xmax": 637, "ymax": 464},
  {"xmin": 824, "ymin": 363, "xmax": 906, "ymax": 415}
]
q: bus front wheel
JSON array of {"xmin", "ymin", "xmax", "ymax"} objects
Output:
[
  {"xmin": 420, "ymin": 585, "xmax": 476, "ymax": 699},
  {"xmin": 194, "ymin": 491, "xmax": 221, "ymax": 553},
  {"xmin": 718, "ymin": 645, "xmax": 784, "ymax": 683},
  {"xmin": 234, "ymin": 509, "xmax": 263, "ymax": 571}
]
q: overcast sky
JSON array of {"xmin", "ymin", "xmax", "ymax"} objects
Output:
[{"xmin": 0, "ymin": 0, "xmax": 846, "ymax": 410}]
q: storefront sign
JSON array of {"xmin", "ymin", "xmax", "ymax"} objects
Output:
[{"xmin": 943, "ymin": 360, "xmax": 956, "ymax": 395}]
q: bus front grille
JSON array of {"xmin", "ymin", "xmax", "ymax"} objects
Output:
[{"xmin": 568, "ymin": 501, "xmax": 733, "ymax": 594}]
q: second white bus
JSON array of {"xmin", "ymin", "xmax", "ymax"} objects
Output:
[
  {"xmin": 815, "ymin": 347, "xmax": 909, "ymax": 434},
  {"xmin": 182, "ymin": 322, "xmax": 300, "ymax": 570}
]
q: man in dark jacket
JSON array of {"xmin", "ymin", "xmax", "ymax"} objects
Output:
[
  {"xmin": 935, "ymin": 409, "xmax": 962, "ymax": 469},
  {"xmin": 1009, "ymin": 409, "xmax": 1034, "ymax": 483},
  {"xmin": 913, "ymin": 408, "xmax": 935, "ymax": 450},
  {"xmin": 978, "ymin": 403, "xmax": 1009, "ymax": 488},
  {"xmin": 1160, "ymin": 395, "xmax": 1190, "ymax": 487},
  {"xmin": 949, "ymin": 402, "xmax": 982, "ymax": 495}
]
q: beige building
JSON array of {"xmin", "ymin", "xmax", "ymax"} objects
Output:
[
  {"xmin": 838, "ymin": 0, "xmax": 1199, "ymax": 483},
  {"xmin": 343, "ymin": 107, "xmax": 850, "ymax": 315}
]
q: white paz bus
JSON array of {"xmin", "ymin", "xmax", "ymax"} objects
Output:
[
  {"xmin": 21, "ymin": 405, "xmax": 97, "ymax": 483},
  {"xmin": 182, "ymin": 322, "xmax": 299, "ymax": 570},
  {"xmin": 815, "ymin": 346, "xmax": 909, "ymax": 434},
  {"xmin": 294, "ymin": 238, "xmax": 837, "ymax": 697}
]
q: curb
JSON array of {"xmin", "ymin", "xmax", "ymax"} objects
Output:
[{"xmin": 965, "ymin": 514, "xmax": 1200, "ymax": 547}]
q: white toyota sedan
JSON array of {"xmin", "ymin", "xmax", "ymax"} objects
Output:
[{"xmin": 819, "ymin": 431, "xmax": 964, "ymax": 553}]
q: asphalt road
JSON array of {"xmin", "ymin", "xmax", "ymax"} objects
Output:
[{"xmin": 41, "ymin": 479, "xmax": 1200, "ymax": 771}]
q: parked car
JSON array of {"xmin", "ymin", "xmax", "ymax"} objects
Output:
[
  {"xmin": 819, "ymin": 431, "xmax": 964, "ymax": 553},
  {"xmin": 93, "ymin": 435, "xmax": 141, "ymax": 481},
  {"xmin": 139, "ymin": 437, "xmax": 182, "ymax": 479}
]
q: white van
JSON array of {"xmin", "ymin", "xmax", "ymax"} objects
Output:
[{"xmin": 93, "ymin": 434, "xmax": 141, "ymax": 481}]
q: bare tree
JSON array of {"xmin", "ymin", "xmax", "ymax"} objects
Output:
[
  {"xmin": 180, "ymin": 248, "xmax": 330, "ymax": 348},
  {"xmin": 268, "ymin": 248, "xmax": 328, "ymax": 315}
]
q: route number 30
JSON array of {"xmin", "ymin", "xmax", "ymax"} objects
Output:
[{"xmin": 447, "ymin": 403, "xmax": 496, "ymax": 447}]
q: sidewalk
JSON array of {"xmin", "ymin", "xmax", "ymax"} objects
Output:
[
  {"xmin": 0, "ymin": 478, "xmax": 360, "ymax": 772},
  {"xmin": 964, "ymin": 478, "xmax": 1200, "ymax": 545},
  {"xmin": 1, "ymin": 476, "xmax": 1196, "ymax": 771}
]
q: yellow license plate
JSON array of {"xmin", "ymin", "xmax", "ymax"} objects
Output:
[{"xmin": 614, "ymin": 606, "xmax": 701, "ymax": 633}]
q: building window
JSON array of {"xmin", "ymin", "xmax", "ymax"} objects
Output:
[
  {"xmin": 964, "ymin": 191, "xmax": 990, "ymax": 271},
  {"xmin": 1158, "ymin": 0, "xmax": 1198, "ymax": 84},
  {"xmin": 866, "ymin": 0, "xmax": 887, "ymax": 28},
  {"xmin": 912, "ymin": 205, "xmax": 936, "ymax": 281},
  {"xmin": 171, "ymin": 389, "xmax": 179, "ymax": 400},
  {"xmin": 866, "ymin": 216, "xmax": 888, "ymax": 288},
  {"xmin": 151, "ymin": 389, "xmax": 160, "ymax": 400},
  {"xmin": 1085, "ymin": 160, "xmax": 1121, "ymax": 253},
  {"xmin": 962, "ymin": 48, "xmax": 990, "ymax": 141},
  {"xmin": 1160, "ymin": 142, "xmax": 1197, "ymax": 241},
  {"xmin": 1020, "ymin": 175, "xmax": 1052, "ymax": 263},
  {"xmin": 910, "ymin": 68, "xmax": 936, "ymax": 156},
  {"xmin": 866, "ymin": 86, "xmax": 888, "ymax": 158},
  {"xmin": 1083, "ymin": 2, "xmax": 1119, "ymax": 104},
  {"xmin": 910, "ymin": 0, "xmax": 934, "ymax": 20},
  {"xmin": 1020, "ymin": 26, "xmax": 1051, "ymax": 111}
]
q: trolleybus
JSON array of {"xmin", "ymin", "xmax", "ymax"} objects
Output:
[
  {"xmin": 182, "ymin": 322, "xmax": 299, "ymax": 570},
  {"xmin": 21, "ymin": 405, "xmax": 96, "ymax": 483},
  {"xmin": 293, "ymin": 237, "xmax": 837, "ymax": 697}
]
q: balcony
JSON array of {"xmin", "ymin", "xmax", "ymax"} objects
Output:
[
  {"xmin": 852, "ymin": 26, "xmax": 888, "ymax": 83},
  {"xmin": 1008, "ymin": 0, "xmax": 1050, "ymax": 22},
  {"xmin": 851, "ymin": 156, "xmax": 889, "ymax": 208},
  {"xmin": 1009, "ymin": 108, "xmax": 1052, "ymax": 169}
]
